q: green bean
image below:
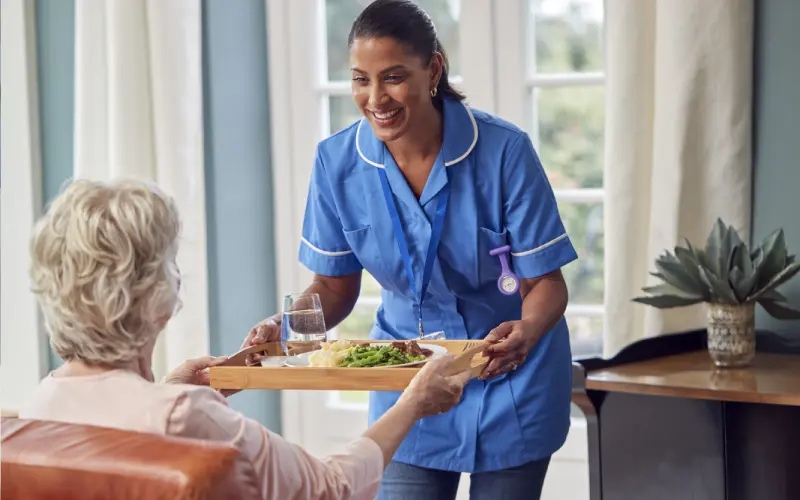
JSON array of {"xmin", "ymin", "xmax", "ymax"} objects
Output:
[
  {"xmin": 334, "ymin": 344, "xmax": 429, "ymax": 367},
  {"xmin": 359, "ymin": 354, "xmax": 383, "ymax": 366}
]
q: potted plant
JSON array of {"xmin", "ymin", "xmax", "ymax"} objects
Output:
[{"xmin": 633, "ymin": 219, "xmax": 800, "ymax": 367}]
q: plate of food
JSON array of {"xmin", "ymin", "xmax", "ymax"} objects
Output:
[{"xmin": 282, "ymin": 339, "xmax": 447, "ymax": 368}]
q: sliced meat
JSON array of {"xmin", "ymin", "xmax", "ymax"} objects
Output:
[
  {"xmin": 385, "ymin": 340, "xmax": 433, "ymax": 358},
  {"xmin": 405, "ymin": 340, "xmax": 430, "ymax": 357},
  {"xmin": 391, "ymin": 341, "xmax": 407, "ymax": 351}
]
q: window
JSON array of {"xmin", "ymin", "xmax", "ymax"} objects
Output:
[
  {"xmin": 532, "ymin": 0, "xmax": 604, "ymax": 357},
  {"xmin": 496, "ymin": 0, "xmax": 605, "ymax": 357},
  {"xmin": 329, "ymin": 0, "xmax": 605, "ymax": 358}
]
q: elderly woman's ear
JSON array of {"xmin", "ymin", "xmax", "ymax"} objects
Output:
[{"xmin": 156, "ymin": 314, "xmax": 172, "ymax": 329}]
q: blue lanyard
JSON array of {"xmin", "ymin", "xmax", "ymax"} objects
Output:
[{"xmin": 377, "ymin": 168, "xmax": 450, "ymax": 338}]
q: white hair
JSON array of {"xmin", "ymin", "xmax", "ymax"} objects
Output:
[{"xmin": 29, "ymin": 179, "xmax": 182, "ymax": 365}]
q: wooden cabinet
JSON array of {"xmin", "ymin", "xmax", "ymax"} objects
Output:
[{"xmin": 572, "ymin": 330, "xmax": 800, "ymax": 500}]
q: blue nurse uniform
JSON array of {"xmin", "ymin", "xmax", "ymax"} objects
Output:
[{"xmin": 298, "ymin": 97, "xmax": 578, "ymax": 473}]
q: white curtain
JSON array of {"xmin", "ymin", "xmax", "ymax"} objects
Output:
[
  {"xmin": 73, "ymin": 0, "xmax": 208, "ymax": 379},
  {"xmin": 603, "ymin": 0, "xmax": 754, "ymax": 357}
]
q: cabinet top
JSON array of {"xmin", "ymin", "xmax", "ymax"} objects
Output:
[{"xmin": 586, "ymin": 350, "xmax": 800, "ymax": 406}]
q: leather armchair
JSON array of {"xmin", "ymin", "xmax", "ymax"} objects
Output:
[{"xmin": 1, "ymin": 417, "xmax": 260, "ymax": 499}]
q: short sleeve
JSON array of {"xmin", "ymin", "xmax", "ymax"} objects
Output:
[
  {"xmin": 502, "ymin": 133, "xmax": 578, "ymax": 278},
  {"xmin": 298, "ymin": 148, "xmax": 363, "ymax": 276}
]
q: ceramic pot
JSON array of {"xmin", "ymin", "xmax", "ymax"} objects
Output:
[{"xmin": 706, "ymin": 302, "xmax": 756, "ymax": 368}]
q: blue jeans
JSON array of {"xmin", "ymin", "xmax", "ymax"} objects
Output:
[{"xmin": 375, "ymin": 457, "xmax": 551, "ymax": 500}]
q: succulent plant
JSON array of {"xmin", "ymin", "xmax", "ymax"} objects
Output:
[{"xmin": 632, "ymin": 219, "xmax": 800, "ymax": 319}]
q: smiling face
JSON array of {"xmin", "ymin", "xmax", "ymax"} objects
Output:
[{"xmin": 350, "ymin": 37, "xmax": 441, "ymax": 143}]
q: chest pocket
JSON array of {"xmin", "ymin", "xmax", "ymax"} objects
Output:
[
  {"xmin": 478, "ymin": 227, "xmax": 510, "ymax": 285},
  {"xmin": 342, "ymin": 225, "xmax": 388, "ymax": 280}
]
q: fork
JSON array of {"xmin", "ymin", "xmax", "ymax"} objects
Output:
[
  {"xmin": 446, "ymin": 340, "xmax": 487, "ymax": 375},
  {"xmin": 461, "ymin": 340, "xmax": 482, "ymax": 352}
]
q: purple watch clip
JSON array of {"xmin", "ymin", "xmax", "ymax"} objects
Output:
[{"xmin": 489, "ymin": 245, "xmax": 520, "ymax": 296}]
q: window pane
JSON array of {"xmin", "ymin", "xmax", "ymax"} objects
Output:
[
  {"xmin": 324, "ymin": 0, "xmax": 365, "ymax": 82},
  {"xmin": 361, "ymin": 271, "xmax": 383, "ymax": 297},
  {"xmin": 528, "ymin": 0, "xmax": 604, "ymax": 75},
  {"xmin": 566, "ymin": 314, "xmax": 602, "ymax": 357},
  {"xmin": 335, "ymin": 267, "xmax": 384, "ymax": 341},
  {"xmin": 560, "ymin": 202, "xmax": 603, "ymax": 304},
  {"xmin": 417, "ymin": 0, "xmax": 461, "ymax": 77},
  {"xmin": 325, "ymin": 0, "xmax": 462, "ymax": 82},
  {"xmin": 329, "ymin": 95, "xmax": 362, "ymax": 135},
  {"xmin": 336, "ymin": 305, "xmax": 377, "ymax": 340},
  {"xmin": 535, "ymin": 85, "xmax": 604, "ymax": 189}
]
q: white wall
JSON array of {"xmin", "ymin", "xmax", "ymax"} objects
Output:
[{"xmin": 1, "ymin": 0, "xmax": 48, "ymax": 414}]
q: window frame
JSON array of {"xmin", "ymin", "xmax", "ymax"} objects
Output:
[
  {"xmin": 496, "ymin": 0, "xmax": 606, "ymax": 354},
  {"xmin": 267, "ymin": 1, "xmax": 604, "ymax": 459},
  {"xmin": 1, "ymin": 0, "xmax": 49, "ymax": 414},
  {"xmin": 320, "ymin": 0, "xmax": 607, "ymax": 344}
]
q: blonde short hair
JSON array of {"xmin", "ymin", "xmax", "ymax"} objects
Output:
[{"xmin": 30, "ymin": 179, "xmax": 182, "ymax": 365}]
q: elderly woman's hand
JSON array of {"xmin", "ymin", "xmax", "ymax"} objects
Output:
[
  {"xmin": 397, "ymin": 355, "xmax": 471, "ymax": 418},
  {"xmin": 163, "ymin": 356, "xmax": 230, "ymax": 386}
]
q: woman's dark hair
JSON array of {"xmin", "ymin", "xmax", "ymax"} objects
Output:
[{"xmin": 348, "ymin": 0, "xmax": 466, "ymax": 102}]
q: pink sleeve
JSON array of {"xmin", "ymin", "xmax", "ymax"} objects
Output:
[{"xmin": 167, "ymin": 388, "xmax": 383, "ymax": 500}]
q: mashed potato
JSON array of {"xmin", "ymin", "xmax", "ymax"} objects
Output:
[{"xmin": 307, "ymin": 339, "xmax": 355, "ymax": 367}]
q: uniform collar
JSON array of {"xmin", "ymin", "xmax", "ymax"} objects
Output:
[{"xmin": 355, "ymin": 98, "xmax": 479, "ymax": 171}]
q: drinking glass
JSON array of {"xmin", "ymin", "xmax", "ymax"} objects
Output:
[
  {"xmin": 420, "ymin": 330, "xmax": 447, "ymax": 341},
  {"xmin": 282, "ymin": 293, "xmax": 327, "ymax": 353}
]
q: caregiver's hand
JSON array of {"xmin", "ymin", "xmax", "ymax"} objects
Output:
[
  {"xmin": 479, "ymin": 320, "xmax": 541, "ymax": 379},
  {"xmin": 398, "ymin": 355, "xmax": 471, "ymax": 418},
  {"xmin": 243, "ymin": 314, "xmax": 282, "ymax": 366}
]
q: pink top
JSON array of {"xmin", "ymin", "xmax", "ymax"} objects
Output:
[{"xmin": 18, "ymin": 370, "xmax": 383, "ymax": 499}]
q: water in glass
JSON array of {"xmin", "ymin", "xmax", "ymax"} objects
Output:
[
  {"xmin": 282, "ymin": 293, "xmax": 326, "ymax": 347},
  {"xmin": 282, "ymin": 309, "xmax": 326, "ymax": 342}
]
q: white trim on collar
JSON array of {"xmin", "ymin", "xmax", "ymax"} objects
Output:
[
  {"xmin": 444, "ymin": 102, "xmax": 479, "ymax": 166},
  {"xmin": 355, "ymin": 100, "xmax": 479, "ymax": 168},
  {"xmin": 355, "ymin": 120, "xmax": 385, "ymax": 169}
]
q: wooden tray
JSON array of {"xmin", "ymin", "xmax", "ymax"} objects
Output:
[{"xmin": 209, "ymin": 340, "xmax": 489, "ymax": 391}]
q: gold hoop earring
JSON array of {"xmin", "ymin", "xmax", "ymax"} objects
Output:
[{"xmin": 430, "ymin": 88, "xmax": 438, "ymax": 98}]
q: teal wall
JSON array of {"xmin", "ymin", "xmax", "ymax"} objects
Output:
[
  {"xmin": 752, "ymin": 0, "xmax": 800, "ymax": 341},
  {"xmin": 34, "ymin": 0, "xmax": 282, "ymax": 429},
  {"xmin": 202, "ymin": 0, "xmax": 281, "ymax": 430},
  {"xmin": 36, "ymin": 0, "xmax": 75, "ymax": 370}
]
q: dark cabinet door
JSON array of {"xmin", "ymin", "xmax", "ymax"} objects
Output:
[
  {"xmin": 725, "ymin": 402, "xmax": 800, "ymax": 500},
  {"xmin": 599, "ymin": 393, "xmax": 726, "ymax": 500}
]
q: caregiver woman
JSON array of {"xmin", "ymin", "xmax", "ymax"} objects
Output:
[{"xmin": 246, "ymin": 0, "xmax": 576, "ymax": 498}]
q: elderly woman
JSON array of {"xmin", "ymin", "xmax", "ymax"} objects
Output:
[{"xmin": 19, "ymin": 179, "xmax": 469, "ymax": 500}]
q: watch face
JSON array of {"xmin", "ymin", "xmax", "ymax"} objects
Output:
[{"xmin": 500, "ymin": 275, "xmax": 518, "ymax": 293}]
